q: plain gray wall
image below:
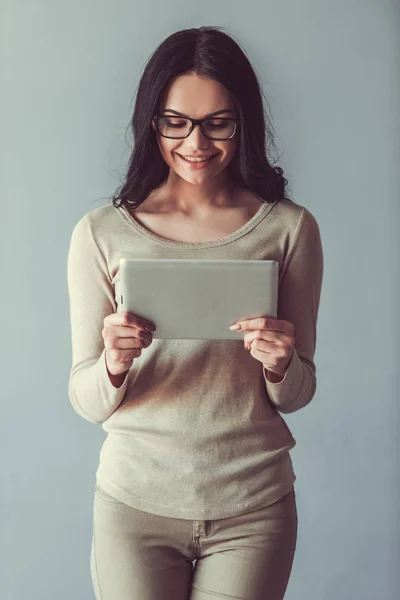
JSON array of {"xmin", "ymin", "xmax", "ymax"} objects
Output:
[{"xmin": 1, "ymin": 1, "xmax": 399, "ymax": 599}]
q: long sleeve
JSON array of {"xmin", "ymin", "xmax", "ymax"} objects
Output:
[
  {"xmin": 67, "ymin": 214, "xmax": 129, "ymax": 424},
  {"xmin": 263, "ymin": 206, "xmax": 324, "ymax": 413}
]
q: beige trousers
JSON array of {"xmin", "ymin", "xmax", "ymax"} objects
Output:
[{"xmin": 90, "ymin": 483, "xmax": 298, "ymax": 600}]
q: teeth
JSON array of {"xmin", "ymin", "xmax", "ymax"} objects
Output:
[{"xmin": 179, "ymin": 154, "xmax": 215, "ymax": 163}]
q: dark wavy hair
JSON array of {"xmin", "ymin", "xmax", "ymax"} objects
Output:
[{"xmin": 111, "ymin": 26, "xmax": 291, "ymax": 211}]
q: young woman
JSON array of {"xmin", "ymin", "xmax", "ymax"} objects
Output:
[{"xmin": 67, "ymin": 25, "xmax": 323, "ymax": 600}]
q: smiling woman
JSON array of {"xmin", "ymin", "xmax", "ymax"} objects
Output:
[
  {"xmin": 111, "ymin": 26, "xmax": 292, "ymax": 219},
  {"xmin": 67, "ymin": 25, "xmax": 324, "ymax": 600}
]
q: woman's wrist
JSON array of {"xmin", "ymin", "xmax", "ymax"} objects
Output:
[{"xmin": 106, "ymin": 362, "xmax": 129, "ymax": 388}]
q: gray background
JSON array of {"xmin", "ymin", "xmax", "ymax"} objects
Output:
[{"xmin": 1, "ymin": 1, "xmax": 399, "ymax": 599}]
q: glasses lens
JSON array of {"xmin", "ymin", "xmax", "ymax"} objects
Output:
[
  {"xmin": 203, "ymin": 119, "xmax": 236, "ymax": 139},
  {"xmin": 157, "ymin": 117, "xmax": 191, "ymax": 138}
]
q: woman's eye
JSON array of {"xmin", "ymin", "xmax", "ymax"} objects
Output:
[
  {"xmin": 207, "ymin": 121, "xmax": 226, "ymax": 129},
  {"xmin": 166, "ymin": 120, "xmax": 186, "ymax": 128}
]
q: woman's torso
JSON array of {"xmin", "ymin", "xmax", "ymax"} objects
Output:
[{"xmin": 81, "ymin": 193, "xmax": 301, "ymax": 519}]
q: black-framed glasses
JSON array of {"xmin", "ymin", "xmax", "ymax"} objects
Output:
[{"xmin": 153, "ymin": 115, "xmax": 239, "ymax": 140}]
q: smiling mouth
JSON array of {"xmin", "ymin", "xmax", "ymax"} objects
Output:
[{"xmin": 176, "ymin": 153, "xmax": 219, "ymax": 163}]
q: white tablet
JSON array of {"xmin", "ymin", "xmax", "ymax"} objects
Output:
[{"xmin": 116, "ymin": 258, "xmax": 279, "ymax": 340}]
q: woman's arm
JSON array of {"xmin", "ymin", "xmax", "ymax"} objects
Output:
[
  {"xmin": 67, "ymin": 214, "xmax": 129, "ymax": 424},
  {"xmin": 263, "ymin": 206, "xmax": 324, "ymax": 413}
]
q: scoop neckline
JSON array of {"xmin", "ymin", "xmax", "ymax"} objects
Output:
[{"xmin": 117, "ymin": 198, "xmax": 276, "ymax": 249}]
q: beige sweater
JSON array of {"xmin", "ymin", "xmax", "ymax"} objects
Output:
[{"xmin": 67, "ymin": 198, "xmax": 323, "ymax": 519}]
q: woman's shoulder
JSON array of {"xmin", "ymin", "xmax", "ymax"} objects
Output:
[
  {"xmin": 272, "ymin": 198, "xmax": 320, "ymax": 234},
  {"xmin": 72, "ymin": 202, "xmax": 125, "ymax": 238},
  {"xmin": 84, "ymin": 202, "xmax": 121, "ymax": 226}
]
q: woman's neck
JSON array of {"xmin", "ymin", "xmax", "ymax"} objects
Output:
[{"xmin": 154, "ymin": 170, "xmax": 239, "ymax": 215}]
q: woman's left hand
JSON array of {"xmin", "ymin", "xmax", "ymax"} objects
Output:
[{"xmin": 230, "ymin": 317, "xmax": 295, "ymax": 377}]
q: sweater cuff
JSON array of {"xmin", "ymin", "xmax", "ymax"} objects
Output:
[
  {"xmin": 263, "ymin": 347, "xmax": 301, "ymax": 410},
  {"xmin": 98, "ymin": 347, "xmax": 130, "ymax": 392},
  {"xmin": 90, "ymin": 349, "xmax": 130, "ymax": 421},
  {"xmin": 70, "ymin": 348, "xmax": 130, "ymax": 424}
]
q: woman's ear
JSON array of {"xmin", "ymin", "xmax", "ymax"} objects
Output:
[{"xmin": 151, "ymin": 118, "xmax": 156, "ymax": 131}]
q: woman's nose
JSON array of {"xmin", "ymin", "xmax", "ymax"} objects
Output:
[{"xmin": 186, "ymin": 123, "xmax": 210, "ymax": 148}]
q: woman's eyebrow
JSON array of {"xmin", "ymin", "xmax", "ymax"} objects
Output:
[{"xmin": 161, "ymin": 109, "xmax": 233, "ymax": 118}]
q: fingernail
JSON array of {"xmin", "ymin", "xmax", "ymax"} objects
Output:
[
  {"xmin": 230, "ymin": 324, "xmax": 241, "ymax": 331},
  {"xmin": 146, "ymin": 323, "xmax": 156, "ymax": 332}
]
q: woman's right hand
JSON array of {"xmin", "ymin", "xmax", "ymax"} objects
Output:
[{"xmin": 102, "ymin": 312, "xmax": 156, "ymax": 377}]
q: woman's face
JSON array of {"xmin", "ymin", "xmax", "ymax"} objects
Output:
[{"xmin": 151, "ymin": 73, "xmax": 239, "ymax": 185}]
